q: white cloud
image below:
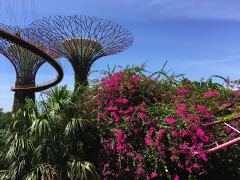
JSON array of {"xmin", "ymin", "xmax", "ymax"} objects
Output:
[
  {"xmin": 144, "ymin": 0, "xmax": 240, "ymax": 20},
  {"xmin": 176, "ymin": 54, "xmax": 240, "ymax": 79},
  {"xmin": 182, "ymin": 54, "xmax": 240, "ymax": 67}
]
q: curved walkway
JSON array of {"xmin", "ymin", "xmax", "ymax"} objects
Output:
[{"xmin": 0, "ymin": 28, "xmax": 63, "ymax": 92}]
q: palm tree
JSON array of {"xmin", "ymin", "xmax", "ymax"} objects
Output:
[{"xmin": 0, "ymin": 86, "xmax": 100, "ymax": 180}]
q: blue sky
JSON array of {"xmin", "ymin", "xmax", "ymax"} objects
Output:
[{"xmin": 1, "ymin": 0, "xmax": 240, "ymax": 111}]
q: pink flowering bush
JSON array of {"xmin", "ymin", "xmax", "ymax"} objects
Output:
[{"xmin": 87, "ymin": 66, "xmax": 240, "ymax": 179}]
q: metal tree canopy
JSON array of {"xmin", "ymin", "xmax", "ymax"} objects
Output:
[
  {"xmin": 30, "ymin": 15, "xmax": 134, "ymax": 88},
  {"xmin": 0, "ymin": 24, "xmax": 63, "ymax": 111},
  {"xmin": 0, "ymin": 25, "xmax": 60, "ymax": 87},
  {"xmin": 7, "ymin": 43, "xmax": 44, "ymax": 86}
]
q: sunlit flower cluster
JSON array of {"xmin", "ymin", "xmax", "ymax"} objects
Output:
[{"xmin": 92, "ymin": 68, "xmax": 240, "ymax": 179}]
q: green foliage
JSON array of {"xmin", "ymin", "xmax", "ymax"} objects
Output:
[
  {"xmin": 0, "ymin": 86, "xmax": 99, "ymax": 179},
  {"xmin": 0, "ymin": 65, "xmax": 239, "ymax": 179},
  {"xmin": 24, "ymin": 164, "xmax": 58, "ymax": 180},
  {"xmin": 67, "ymin": 160, "xmax": 100, "ymax": 180}
]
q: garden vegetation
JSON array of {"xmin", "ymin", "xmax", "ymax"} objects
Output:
[{"xmin": 0, "ymin": 64, "xmax": 239, "ymax": 179}]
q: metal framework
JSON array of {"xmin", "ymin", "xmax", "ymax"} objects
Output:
[
  {"xmin": 202, "ymin": 116, "xmax": 240, "ymax": 153},
  {"xmin": 29, "ymin": 15, "xmax": 133, "ymax": 89},
  {"xmin": 0, "ymin": 24, "xmax": 63, "ymax": 111}
]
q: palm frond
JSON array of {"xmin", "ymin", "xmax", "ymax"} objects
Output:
[
  {"xmin": 30, "ymin": 119, "xmax": 52, "ymax": 139},
  {"xmin": 64, "ymin": 118, "xmax": 85, "ymax": 142},
  {"xmin": 67, "ymin": 160, "xmax": 100, "ymax": 180},
  {"xmin": 24, "ymin": 163, "xmax": 58, "ymax": 180},
  {"xmin": 6, "ymin": 134, "xmax": 34, "ymax": 160}
]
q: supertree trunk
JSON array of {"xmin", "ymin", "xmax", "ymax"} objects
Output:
[
  {"xmin": 72, "ymin": 61, "xmax": 89, "ymax": 90},
  {"xmin": 12, "ymin": 79, "xmax": 35, "ymax": 112}
]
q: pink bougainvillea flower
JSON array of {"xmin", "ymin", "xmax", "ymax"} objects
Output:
[
  {"xmin": 198, "ymin": 151, "xmax": 208, "ymax": 161},
  {"xmin": 171, "ymin": 155, "xmax": 177, "ymax": 161},
  {"xmin": 196, "ymin": 105, "xmax": 208, "ymax": 114},
  {"xmin": 203, "ymin": 90, "xmax": 219, "ymax": 98},
  {"xmin": 187, "ymin": 113, "xmax": 200, "ymax": 121},
  {"xmin": 178, "ymin": 163, "xmax": 184, "ymax": 169},
  {"xmin": 115, "ymin": 129, "xmax": 125, "ymax": 143},
  {"xmin": 171, "ymin": 131, "xmax": 178, "ymax": 137},
  {"xmin": 116, "ymin": 144, "xmax": 124, "ymax": 151},
  {"xmin": 106, "ymin": 106, "xmax": 118, "ymax": 111},
  {"xmin": 97, "ymin": 112, "xmax": 106, "ymax": 120},
  {"xmin": 132, "ymin": 76, "xmax": 141, "ymax": 83},
  {"xmin": 196, "ymin": 128, "xmax": 205, "ymax": 137},
  {"xmin": 182, "ymin": 130, "xmax": 189, "ymax": 137},
  {"xmin": 177, "ymin": 87, "xmax": 189, "ymax": 95},
  {"xmin": 118, "ymin": 110, "xmax": 124, "ymax": 114},
  {"xmin": 104, "ymin": 163, "xmax": 109, "ymax": 168},
  {"xmin": 176, "ymin": 109, "xmax": 184, "ymax": 117},
  {"xmin": 136, "ymin": 153, "xmax": 143, "ymax": 161},
  {"xmin": 151, "ymin": 172, "xmax": 158, "ymax": 178},
  {"xmin": 186, "ymin": 167, "xmax": 192, "ymax": 173},
  {"xmin": 104, "ymin": 170, "xmax": 112, "ymax": 175},
  {"xmin": 201, "ymin": 135, "xmax": 209, "ymax": 143},
  {"xmin": 139, "ymin": 112, "xmax": 146, "ymax": 118},
  {"xmin": 125, "ymin": 107, "xmax": 134, "ymax": 114},
  {"xmin": 145, "ymin": 135, "xmax": 153, "ymax": 146},
  {"xmin": 158, "ymin": 130, "xmax": 165, "ymax": 139},
  {"xmin": 114, "ymin": 115, "xmax": 120, "ymax": 123},
  {"xmin": 125, "ymin": 167, "xmax": 130, "ymax": 172},
  {"xmin": 195, "ymin": 128, "xmax": 209, "ymax": 142},
  {"xmin": 137, "ymin": 167, "xmax": 144, "ymax": 175},
  {"xmin": 110, "ymin": 111, "xmax": 116, "ymax": 117},
  {"xmin": 176, "ymin": 103, "xmax": 187, "ymax": 111},
  {"xmin": 179, "ymin": 143, "xmax": 188, "ymax": 151},
  {"xmin": 165, "ymin": 117, "xmax": 177, "ymax": 125},
  {"xmin": 145, "ymin": 120, "xmax": 152, "ymax": 125},
  {"xmin": 192, "ymin": 163, "xmax": 200, "ymax": 169},
  {"xmin": 115, "ymin": 98, "xmax": 128, "ymax": 104},
  {"xmin": 149, "ymin": 127, "xmax": 155, "ymax": 136},
  {"xmin": 174, "ymin": 175, "xmax": 179, "ymax": 180}
]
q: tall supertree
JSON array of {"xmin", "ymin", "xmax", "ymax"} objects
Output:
[
  {"xmin": 30, "ymin": 15, "xmax": 133, "ymax": 89},
  {"xmin": 0, "ymin": 25, "xmax": 61, "ymax": 111}
]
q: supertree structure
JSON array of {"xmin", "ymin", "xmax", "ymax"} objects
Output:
[
  {"xmin": 0, "ymin": 24, "xmax": 62, "ymax": 111},
  {"xmin": 30, "ymin": 15, "xmax": 133, "ymax": 89}
]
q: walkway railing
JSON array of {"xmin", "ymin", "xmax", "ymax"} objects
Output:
[{"xmin": 0, "ymin": 28, "xmax": 63, "ymax": 92}]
